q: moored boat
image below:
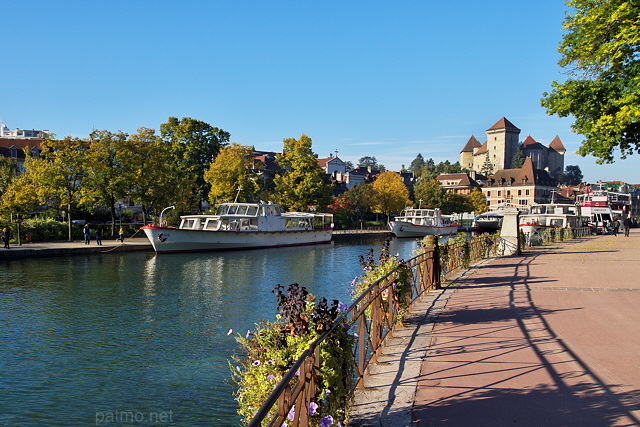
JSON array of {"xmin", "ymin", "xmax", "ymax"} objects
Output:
[
  {"xmin": 576, "ymin": 190, "xmax": 628, "ymax": 234},
  {"xmin": 519, "ymin": 203, "xmax": 583, "ymax": 243},
  {"xmin": 473, "ymin": 211, "xmax": 504, "ymax": 232},
  {"xmin": 389, "ymin": 208, "xmax": 458, "ymax": 237},
  {"xmin": 142, "ymin": 202, "xmax": 333, "ymax": 253}
]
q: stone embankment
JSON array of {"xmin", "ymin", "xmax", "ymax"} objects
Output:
[{"xmin": 0, "ymin": 238, "xmax": 152, "ymax": 259}]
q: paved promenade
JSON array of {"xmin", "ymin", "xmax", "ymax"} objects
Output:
[
  {"xmin": 0, "ymin": 236, "xmax": 152, "ymax": 258},
  {"xmin": 351, "ymin": 229, "xmax": 639, "ymax": 426}
]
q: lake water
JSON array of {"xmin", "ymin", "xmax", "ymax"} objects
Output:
[{"xmin": 0, "ymin": 237, "xmax": 420, "ymax": 426}]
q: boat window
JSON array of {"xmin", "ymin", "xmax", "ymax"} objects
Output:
[
  {"xmin": 236, "ymin": 206, "xmax": 248, "ymax": 215},
  {"xmin": 228, "ymin": 206, "xmax": 237, "ymax": 215},
  {"xmin": 216, "ymin": 205, "xmax": 228, "ymax": 215},
  {"xmin": 204, "ymin": 219, "xmax": 219, "ymax": 230},
  {"xmin": 181, "ymin": 218, "xmax": 199, "ymax": 229},
  {"xmin": 247, "ymin": 206, "xmax": 258, "ymax": 216},
  {"xmin": 550, "ymin": 218, "xmax": 564, "ymax": 227}
]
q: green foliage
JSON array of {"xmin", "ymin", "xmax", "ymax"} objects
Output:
[
  {"xmin": 468, "ymin": 188, "xmax": 489, "ymax": 215},
  {"xmin": 480, "ymin": 153, "xmax": 494, "ymax": 176},
  {"xmin": 231, "ymin": 284, "xmax": 354, "ymax": 426},
  {"xmin": 558, "ymin": 165, "xmax": 584, "ymax": 185},
  {"xmin": 541, "ymin": 0, "xmax": 640, "ymax": 163},
  {"xmin": 440, "ymin": 192, "xmax": 472, "ymax": 215},
  {"xmin": 414, "ymin": 178, "xmax": 443, "ymax": 208},
  {"xmin": 511, "ymin": 146, "xmax": 526, "ymax": 168},
  {"xmin": 160, "ymin": 117, "xmax": 230, "ymax": 206},
  {"xmin": 409, "ymin": 153, "xmax": 425, "ymax": 174},
  {"xmin": 204, "ymin": 143, "xmax": 259, "ymax": 203},
  {"xmin": 274, "ymin": 134, "xmax": 332, "ymax": 211}
]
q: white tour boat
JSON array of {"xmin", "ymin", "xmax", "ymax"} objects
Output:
[
  {"xmin": 519, "ymin": 203, "xmax": 583, "ymax": 241},
  {"xmin": 473, "ymin": 211, "xmax": 504, "ymax": 232},
  {"xmin": 389, "ymin": 208, "xmax": 458, "ymax": 237},
  {"xmin": 142, "ymin": 202, "xmax": 334, "ymax": 253},
  {"xmin": 576, "ymin": 190, "xmax": 628, "ymax": 234}
]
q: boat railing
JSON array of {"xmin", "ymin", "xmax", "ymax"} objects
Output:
[{"xmin": 247, "ymin": 234, "xmax": 500, "ymax": 426}]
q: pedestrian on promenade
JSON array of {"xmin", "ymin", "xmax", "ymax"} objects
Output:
[
  {"xmin": 83, "ymin": 224, "xmax": 91, "ymax": 244},
  {"xmin": 623, "ymin": 217, "xmax": 631, "ymax": 237},
  {"xmin": 612, "ymin": 217, "xmax": 620, "ymax": 236},
  {"xmin": 2, "ymin": 227, "xmax": 10, "ymax": 249},
  {"xmin": 96, "ymin": 225, "xmax": 103, "ymax": 245},
  {"xmin": 118, "ymin": 227, "xmax": 124, "ymax": 243}
]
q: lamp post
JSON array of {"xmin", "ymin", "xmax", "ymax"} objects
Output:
[{"xmin": 160, "ymin": 205, "xmax": 175, "ymax": 226}]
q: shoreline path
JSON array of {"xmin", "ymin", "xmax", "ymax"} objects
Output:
[{"xmin": 350, "ymin": 229, "xmax": 639, "ymax": 426}]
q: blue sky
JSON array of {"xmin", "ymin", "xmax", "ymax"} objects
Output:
[{"xmin": 2, "ymin": 1, "xmax": 637, "ymax": 184}]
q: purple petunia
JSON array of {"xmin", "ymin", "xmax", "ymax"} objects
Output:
[
  {"xmin": 267, "ymin": 375, "xmax": 275, "ymax": 380},
  {"xmin": 287, "ymin": 405, "xmax": 295, "ymax": 421},
  {"xmin": 266, "ymin": 360, "xmax": 275, "ymax": 365},
  {"xmin": 319, "ymin": 415, "xmax": 334, "ymax": 427},
  {"xmin": 252, "ymin": 360, "xmax": 260, "ymax": 366},
  {"xmin": 309, "ymin": 401, "xmax": 319, "ymax": 416},
  {"xmin": 337, "ymin": 301, "xmax": 348, "ymax": 312}
]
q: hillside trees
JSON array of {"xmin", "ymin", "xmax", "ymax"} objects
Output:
[
  {"xmin": 204, "ymin": 143, "xmax": 259, "ymax": 204},
  {"xmin": 274, "ymin": 134, "xmax": 332, "ymax": 211},
  {"xmin": 541, "ymin": 0, "xmax": 640, "ymax": 163}
]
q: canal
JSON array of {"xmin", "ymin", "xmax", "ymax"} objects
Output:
[{"xmin": 0, "ymin": 236, "xmax": 421, "ymax": 426}]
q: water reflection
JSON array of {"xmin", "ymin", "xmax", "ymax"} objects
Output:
[{"xmin": 1, "ymin": 237, "xmax": 419, "ymax": 425}]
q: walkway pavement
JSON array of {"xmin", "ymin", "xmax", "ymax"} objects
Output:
[
  {"xmin": 350, "ymin": 229, "xmax": 640, "ymax": 426},
  {"xmin": 0, "ymin": 237, "xmax": 152, "ymax": 259}
]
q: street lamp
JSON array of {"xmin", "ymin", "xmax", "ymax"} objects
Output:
[{"xmin": 160, "ymin": 205, "xmax": 175, "ymax": 226}]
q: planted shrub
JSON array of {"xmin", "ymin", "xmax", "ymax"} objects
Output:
[{"xmin": 231, "ymin": 283, "xmax": 354, "ymax": 426}]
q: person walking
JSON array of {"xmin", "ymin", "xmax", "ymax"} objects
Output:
[
  {"xmin": 83, "ymin": 224, "xmax": 91, "ymax": 244},
  {"xmin": 2, "ymin": 227, "xmax": 10, "ymax": 249},
  {"xmin": 612, "ymin": 217, "xmax": 620, "ymax": 237},
  {"xmin": 623, "ymin": 217, "xmax": 631, "ymax": 237},
  {"xmin": 96, "ymin": 225, "xmax": 103, "ymax": 245},
  {"xmin": 118, "ymin": 226, "xmax": 124, "ymax": 243}
]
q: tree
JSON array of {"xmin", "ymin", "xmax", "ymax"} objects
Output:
[
  {"xmin": 480, "ymin": 154, "xmax": 494, "ymax": 176},
  {"xmin": 37, "ymin": 136, "xmax": 89, "ymax": 241},
  {"xmin": 82, "ymin": 130, "xmax": 129, "ymax": 235},
  {"xmin": 467, "ymin": 188, "xmax": 489, "ymax": 214},
  {"xmin": 413, "ymin": 178, "xmax": 443, "ymax": 209},
  {"xmin": 274, "ymin": 134, "xmax": 332, "ymax": 211},
  {"xmin": 409, "ymin": 153, "xmax": 426, "ymax": 175},
  {"xmin": 511, "ymin": 146, "xmax": 526, "ymax": 168},
  {"xmin": 558, "ymin": 165, "xmax": 584, "ymax": 185},
  {"xmin": 357, "ymin": 156, "xmax": 385, "ymax": 171},
  {"xmin": 160, "ymin": 117, "xmax": 230, "ymax": 208},
  {"xmin": 344, "ymin": 160, "xmax": 354, "ymax": 171},
  {"xmin": 204, "ymin": 143, "xmax": 259, "ymax": 204},
  {"xmin": 541, "ymin": 0, "xmax": 640, "ymax": 163},
  {"xmin": 0, "ymin": 156, "xmax": 40, "ymax": 223},
  {"xmin": 0, "ymin": 158, "xmax": 18, "ymax": 200},
  {"xmin": 120, "ymin": 127, "xmax": 177, "ymax": 223},
  {"xmin": 341, "ymin": 183, "xmax": 375, "ymax": 219},
  {"xmin": 371, "ymin": 171, "xmax": 411, "ymax": 219},
  {"xmin": 440, "ymin": 193, "xmax": 472, "ymax": 215}
]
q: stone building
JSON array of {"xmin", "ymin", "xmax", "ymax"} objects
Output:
[{"xmin": 460, "ymin": 117, "xmax": 566, "ymax": 179}]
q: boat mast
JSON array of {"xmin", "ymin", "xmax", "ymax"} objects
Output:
[{"xmin": 233, "ymin": 186, "xmax": 242, "ymax": 203}]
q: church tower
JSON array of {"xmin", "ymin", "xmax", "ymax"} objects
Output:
[{"xmin": 485, "ymin": 117, "xmax": 520, "ymax": 170}]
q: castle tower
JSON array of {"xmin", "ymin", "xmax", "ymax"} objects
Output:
[
  {"xmin": 547, "ymin": 135, "xmax": 566, "ymax": 179},
  {"xmin": 485, "ymin": 117, "xmax": 520, "ymax": 171},
  {"xmin": 460, "ymin": 135, "xmax": 481, "ymax": 170}
]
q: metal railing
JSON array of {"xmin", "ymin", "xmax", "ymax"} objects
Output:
[
  {"xmin": 521, "ymin": 226, "xmax": 592, "ymax": 248},
  {"xmin": 248, "ymin": 234, "xmax": 499, "ymax": 426}
]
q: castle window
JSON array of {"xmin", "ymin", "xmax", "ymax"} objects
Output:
[
  {"xmin": 487, "ymin": 191, "xmax": 491, "ymax": 197},
  {"xmin": 498, "ymin": 190, "xmax": 502, "ymax": 197},
  {"xmin": 518, "ymin": 189, "xmax": 522, "ymax": 196}
]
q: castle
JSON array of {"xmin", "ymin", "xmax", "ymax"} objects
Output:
[{"xmin": 460, "ymin": 117, "xmax": 565, "ymax": 179}]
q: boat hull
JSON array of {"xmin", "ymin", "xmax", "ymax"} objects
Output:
[
  {"xmin": 389, "ymin": 221, "xmax": 458, "ymax": 238},
  {"xmin": 142, "ymin": 226, "xmax": 333, "ymax": 253}
]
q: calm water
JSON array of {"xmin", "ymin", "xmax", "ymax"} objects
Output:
[{"xmin": 0, "ymin": 237, "xmax": 420, "ymax": 426}]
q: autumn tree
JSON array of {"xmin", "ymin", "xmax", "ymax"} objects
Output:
[
  {"xmin": 341, "ymin": 183, "xmax": 375, "ymax": 220},
  {"xmin": 160, "ymin": 117, "xmax": 230, "ymax": 209},
  {"xmin": 0, "ymin": 158, "xmax": 18, "ymax": 200},
  {"xmin": 36, "ymin": 136, "xmax": 89, "ymax": 241},
  {"xmin": 371, "ymin": 171, "xmax": 411, "ymax": 219},
  {"xmin": 204, "ymin": 143, "xmax": 259, "ymax": 204},
  {"xmin": 541, "ymin": 0, "xmax": 640, "ymax": 163},
  {"xmin": 468, "ymin": 188, "xmax": 489, "ymax": 215},
  {"xmin": 82, "ymin": 130, "xmax": 129, "ymax": 235},
  {"xmin": 274, "ymin": 134, "xmax": 332, "ymax": 211},
  {"xmin": 414, "ymin": 178, "xmax": 444, "ymax": 208},
  {"xmin": 120, "ymin": 127, "xmax": 177, "ymax": 223},
  {"xmin": 0, "ymin": 155, "xmax": 40, "ymax": 223}
]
